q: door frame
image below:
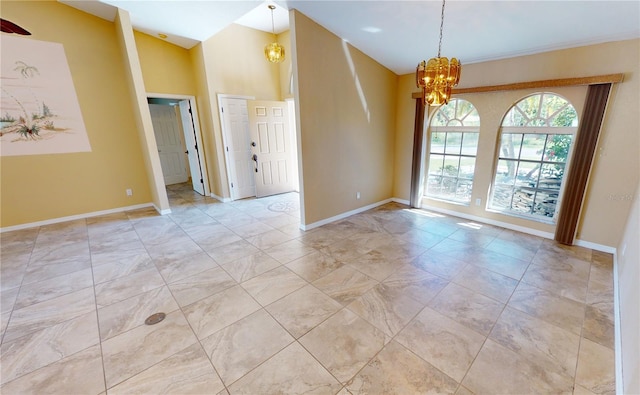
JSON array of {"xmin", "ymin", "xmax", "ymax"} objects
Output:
[
  {"xmin": 147, "ymin": 93, "xmax": 210, "ymax": 196},
  {"xmin": 217, "ymin": 93, "xmax": 255, "ymax": 201}
]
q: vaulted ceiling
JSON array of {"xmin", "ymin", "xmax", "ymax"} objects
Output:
[{"xmin": 61, "ymin": 1, "xmax": 640, "ymax": 75}]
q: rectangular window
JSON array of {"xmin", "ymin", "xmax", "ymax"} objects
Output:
[
  {"xmin": 425, "ymin": 131, "xmax": 479, "ymax": 204},
  {"xmin": 489, "ymin": 133, "xmax": 574, "ymax": 221}
]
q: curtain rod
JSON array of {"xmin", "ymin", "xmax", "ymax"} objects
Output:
[{"xmin": 411, "ymin": 73, "xmax": 624, "ymax": 99}]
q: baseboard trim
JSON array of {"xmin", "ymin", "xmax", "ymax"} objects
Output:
[
  {"xmin": 0, "ymin": 203, "xmax": 155, "ymax": 233},
  {"xmin": 613, "ymin": 252, "xmax": 624, "ymax": 394},
  {"xmin": 210, "ymin": 193, "xmax": 232, "ymax": 203},
  {"xmin": 573, "ymin": 239, "xmax": 616, "ymax": 254},
  {"xmin": 420, "ymin": 203, "xmax": 556, "ymax": 240},
  {"xmin": 153, "ymin": 204, "xmax": 172, "ymax": 216},
  {"xmin": 419, "ymin": 203, "xmax": 615, "ymax": 253},
  {"xmin": 298, "ymin": 197, "xmax": 615, "ymax": 253},
  {"xmin": 300, "ymin": 198, "xmax": 393, "ymax": 231}
]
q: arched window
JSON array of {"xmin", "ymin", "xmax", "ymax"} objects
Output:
[
  {"xmin": 424, "ymin": 99, "xmax": 480, "ymax": 205},
  {"xmin": 489, "ymin": 93, "xmax": 578, "ymax": 221}
]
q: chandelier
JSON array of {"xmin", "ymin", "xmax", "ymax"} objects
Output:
[
  {"xmin": 416, "ymin": 0, "xmax": 461, "ymax": 106},
  {"xmin": 264, "ymin": 5, "xmax": 285, "ymax": 63}
]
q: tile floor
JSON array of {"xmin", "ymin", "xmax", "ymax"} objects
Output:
[{"xmin": 0, "ymin": 183, "xmax": 615, "ymax": 394}]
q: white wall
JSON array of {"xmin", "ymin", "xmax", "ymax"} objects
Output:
[{"xmin": 616, "ymin": 184, "xmax": 639, "ymax": 394}]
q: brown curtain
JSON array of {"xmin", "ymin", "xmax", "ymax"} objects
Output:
[
  {"xmin": 410, "ymin": 98, "xmax": 426, "ymax": 207},
  {"xmin": 554, "ymin": 83, "xmax": 612, "ymax": 245}
]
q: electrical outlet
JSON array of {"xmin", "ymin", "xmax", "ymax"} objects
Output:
[
  {"xmin": 475, "ymin": 198, "xmax": 481, "ymax": 206},
  {"xmin": 126, "ymin": 188, "xmax": 133, "ymax": 197},
  {"xmin": 356, "ymin": 192, "xmax": 361, "ymax": 200}
]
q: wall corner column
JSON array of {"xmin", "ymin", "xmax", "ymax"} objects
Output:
[{"xmin": 114, "ymin": 8, "xmax": 170, "ymax": 213}]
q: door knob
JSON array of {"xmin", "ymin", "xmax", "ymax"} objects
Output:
[
  {"xmin": 251, "ymin": 141, "xmax": 257, "ymax": 147},
  {"xmin": 252, "ymin": 154, "xmax": 258, "ymax": 172}
]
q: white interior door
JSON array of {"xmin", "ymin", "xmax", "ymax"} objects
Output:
[
  {"xmin": 248, "ymin": 100, "xmax": 293, "ymax": 198},
  {"xmin": 149, "ymin": 104, "xmax": 188, "ymax": 185},
  {"xmin": 219, "ymin": 97, "xmax": 255, "ymax": 200},
  {"xmin": 178, "ymin": 100, "xmax": 205, "ymax": 195}
]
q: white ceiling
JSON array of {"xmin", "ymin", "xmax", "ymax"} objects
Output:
[{"xmin": 60, "ymin": 0, "xmax": 640, "ymax": 75}]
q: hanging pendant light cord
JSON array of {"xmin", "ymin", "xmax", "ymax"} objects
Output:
[
  {"xmin": 437, "ymin": 0, "xmax": 446, "ymax": 58},
  {"xmin": 270, "ymin": 6, "xmax": 276, "ymax": 37}
]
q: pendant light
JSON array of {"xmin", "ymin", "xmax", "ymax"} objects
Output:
[
  {"xmin": 416, "ymin": 0, "xmax": 461, "ymax": 106},
  {"xmin": 264, "ymin": 5, "xmax": 285, "ymax": 63}
]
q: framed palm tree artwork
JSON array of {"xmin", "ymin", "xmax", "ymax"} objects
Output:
[{"xmin": 1, "ymin": 35, "xmax": 91, "ymax": 156}]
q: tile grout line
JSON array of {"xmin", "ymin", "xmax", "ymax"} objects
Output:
[
  {"xmin": 0, "ymin": 225, "xmax": 40, "ymax": 347},
  {"xmin": 453, "ymin": 242, "xmax": 540, "ymax": 391},
  {"xmin": 164, "ymin": 203, "xmax": 231, "ymax": 395},
  {"xmin": 571, "ymin": 251, "xmax": 598, "ymax": 392},
  {"xmin": 85, "ymin": 217, "xmax": 110, "ymax": 395}
]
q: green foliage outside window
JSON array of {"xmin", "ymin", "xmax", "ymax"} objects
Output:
[{"xmin": 426, "ymin": 99, "xmax": 480, "ymax": 204}]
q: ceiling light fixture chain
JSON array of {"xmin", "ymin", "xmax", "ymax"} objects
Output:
[
  {"xmin": 415, "ymin": 0, "xmax": 461, "ymax": 106},
  {"xmin": 437, "ymin": 0, "xmax": 445, "ymax": 58},
  {"xmin": 264, "ymin": 4, "xmax": 285, "ymax": 63}
]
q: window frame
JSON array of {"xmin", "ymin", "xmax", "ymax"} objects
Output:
[
  {"xmin": 488, "ymin": 93, "xmax": 578, "ymax": 223},
  {"xmin": 424, "ymin": 99, "xmax": 480, "ymax": 206}
]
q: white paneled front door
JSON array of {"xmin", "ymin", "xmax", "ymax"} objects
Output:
[{"xmin": 248, "ymin": 100, "xmax": 293, "ymax": 198}]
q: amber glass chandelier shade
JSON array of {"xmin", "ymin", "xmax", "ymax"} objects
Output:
[
  {"xmin": 264, "ymin": 5, "xmax": 284, "ymax": 63},
  {"xmin": 416, "ymin": 57, "xmax": 461, "ymax": 106},
  {"xmin": 416, "ymin": 0, "xmax": 461, "ymax": 106},
  {"xmin": 265, "ymin": 41, "xmax": 285, "ymax": 63}
]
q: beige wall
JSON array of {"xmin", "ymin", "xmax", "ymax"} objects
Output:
[
  {"xmin": 394, "ymin": 39, "xmax": 640, "ymax": 248},
  {"xmin": 291, "ymin": 11, "xmax": 397, "ymax": 225},
  {"xmin": 134, "ymin": 31, "xmax": 197, "ymax": 95},
  {"xmin": 194, "ymin": 23, "xmax": 284, "ymax": 198},
  {"xmin": 0, "ymin": 1, "xmax": 152, "ymax": 227},
  {"xmin": 278, "ymin": 30, "xmax": 294, "ymax": 100}
]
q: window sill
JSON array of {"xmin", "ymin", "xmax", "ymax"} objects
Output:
[
  {"xmin": 485, "ymin": 207, "xmax": 556, "ymax": 225},
  {"xmin": 423, "ymin": 196, "xmax": 471, "ymax": 207}
]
